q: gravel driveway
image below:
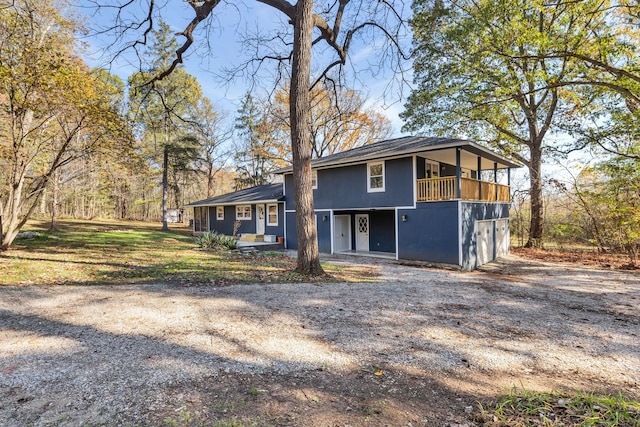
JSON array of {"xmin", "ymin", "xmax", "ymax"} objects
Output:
[{"xmin": 1, "ymin": 255, "xmax": 639, "ymax": 426}]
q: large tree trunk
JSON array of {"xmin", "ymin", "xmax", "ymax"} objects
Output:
[
  {"xmin": 526, "ymin": 141, "xmax": 544, "ymax": 248},
  {"xmin": 290, "ymin": 0, "xmax": 324, "ymax": 276},
  {"xmin": 162, "ymin": 144, "xmax": 169, "ymax": 231},
  {"xmin": 49, "ymin": 170, "xmax": 59, "ymax": 232}
]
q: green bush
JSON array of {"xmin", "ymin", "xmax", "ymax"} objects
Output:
[{"xmin": 196, "ymin": 231, "xmax": 237, "ymax": 251}]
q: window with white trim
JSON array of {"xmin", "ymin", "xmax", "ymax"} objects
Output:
[
  {"xmin": 367, "ymin": 161, "xmax": 385, "ymax": 192},
  {"xmin": 216, "ymin": 206, "xmax": 224, "ymax": 220},
  {"xmin": 236, "ymin": 205, "xmax": 252, "ymax": 220},
  {"xmin": 425, "ymin": 160, "xmax": 440, "ymax": 178},
  {"xmin": 267, "ymin": 204, "xmax": 278, "ymax": 226},
  {"xmin": 311, "ymin": 170, "xmax": 318, "ymax": 189}
]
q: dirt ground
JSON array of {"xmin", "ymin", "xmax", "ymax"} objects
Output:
[{"xmin": 1, "ymin": 254, "xmax": 638, "ymax": 426}]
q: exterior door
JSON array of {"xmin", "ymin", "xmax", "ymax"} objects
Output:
[
  {"xmin": 256, "ymin": 204, "xmax": 265, "ymax": 234},
  {"xmin": 334, "ymin": 215, "xmax": 351, "ymax": 252},
  {"xmin": 476, "ymin": 220, "xmax": 494, "ymax": 266},
  {"xmin": 355, "ymin": 214, "xmax": 370, "ymax": 251},
  {"xmin": 495, "ymin": 219, "xmax": 509, "ymax": 257}
]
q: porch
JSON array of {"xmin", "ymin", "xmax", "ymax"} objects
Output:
[{"xmin": 417, "ymin": 176, "xmax": 510, "ymax": 202}]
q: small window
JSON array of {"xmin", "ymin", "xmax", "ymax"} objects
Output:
[
  {"xmin": 267, "ymin": 204, "xmax": 278, "ymax": 226},
  {"xmin": 216, "ymin": 206, "xmax": 224, "ymax": 220},
  {"xmin": 236, "ymin": 205, "xmax": 252, "ymax": 220},
  {"xmin": 311, "ymin": 170, "xmax": 318, "ymax": 189},
  {"xmin": 367, "ymin": 161, "xmax": 385, "ymax": 192}
]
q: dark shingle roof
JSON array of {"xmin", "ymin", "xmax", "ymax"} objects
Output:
[
  {"xmin": 185, "ymin": 183, "xmax": 284, "ymax": 207},
  {"xmin": 275, "ymin": 135, "xmax": 521, "ymax": 173}
]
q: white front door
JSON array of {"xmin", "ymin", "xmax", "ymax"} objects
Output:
[
  {"xmin": 334, "ymin": 215, "xmax": 351, "ymax": 252},
  {"xmin": 355, "ymin": 214, "xmax": 369, "ymax": 252},
  {"xmin": 476, "ymin": 220, "xmax": 494, "ymax": 266},
  {"xmin": 256, "ymin": 204, "xmax": 265, "ymax": 234}
]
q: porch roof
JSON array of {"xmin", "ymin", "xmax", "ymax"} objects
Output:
[
  {"xmin": 184, "ymin": 183, "xmax": 284, "ymax": 207},
  {"xmin": 275, "ymin": 136, "xmax": 521, "ymax": 173}
]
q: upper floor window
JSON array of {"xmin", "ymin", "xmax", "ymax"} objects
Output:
[
  {"xmin": 236, "ymin": 205, "xmax": 251, "ymax": 220},
  {"xmin": 216, "ymin": 206, "xmax": 224, "ymax": 220},
  {"xmin": 367, "ymin": 161, "xmax": 385, "ymax": 192},
  {"xmin": 312, "ymin": 170, "xmax": 318, "ymax": 189}
]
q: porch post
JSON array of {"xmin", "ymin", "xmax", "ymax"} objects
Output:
[
  {"xmin": 494, "ymin": 162, "xmax": 498, "ymax": 201},
  {"xmin": 456, "ymin": 148, "xmax": 462, "ymax": 199},
  {"xmin": 477, "ymin": 156, "xmax": 482, "ymax": 201},
  {"xmin": 507, "ymin": 168, "xmax": 511, "ymax": 186}
]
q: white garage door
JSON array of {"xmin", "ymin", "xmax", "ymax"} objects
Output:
[
  {"xmin": 495, "ymin": 219, "xmax": 510, "ymax": 258},
  {"xmin": 477, "ymin": 220, "xmax": 494, "ymax": 267}
]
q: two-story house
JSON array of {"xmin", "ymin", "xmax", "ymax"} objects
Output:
[{"xmin": 187, "ymin": 136, "xmax": 520, "ymax": 270}]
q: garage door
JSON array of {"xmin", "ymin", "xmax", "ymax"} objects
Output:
[
  {"xmin": 476, "ymin": 220, "xmax": 494, "ymax": 267},
  {"xmin": 495, "ymin": 219, "xmax": 510, "ymax": 258}
]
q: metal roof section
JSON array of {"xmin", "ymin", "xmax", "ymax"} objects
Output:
[
  {"xmin": 185, "ymin": 183, "xmax": 284, "ymax": 207},
  {"xmin": 275, "ymin": 136, "xmax": 522, "ymax": 173}
]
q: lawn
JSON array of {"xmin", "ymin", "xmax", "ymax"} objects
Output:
[{"xmin": 0, "ymin": 218, "xmax": 378, "ymax": 286}]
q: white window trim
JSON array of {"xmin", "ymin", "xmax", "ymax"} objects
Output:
[
  {"xmin": 236, "ymin": 205, "xmax": 252, "ymax": 220},
  {"xmin": 216, "ymin": 206, "xmax": 224, "ymax": 220},
  {"xmin": 367, "ymin": 161, "xmax": 385, "ymax": 193},
  {"xmin": 267, "ymin": 203, "xmax": 278, "ymax": 226},
  {"xmin": 312, "ymin": 170, "xmax": 318, "ymax": 189}
]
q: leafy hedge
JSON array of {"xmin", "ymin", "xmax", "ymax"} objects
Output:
[{"xmin": 196, "ymin": 232, "xmax": 237, "ymax": 251}]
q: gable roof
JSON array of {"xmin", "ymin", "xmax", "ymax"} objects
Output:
[
  {"xmin": 184, "ymin": 183, "xmax": 284, "ymax": 207},
  {"xmin": 275, "ymin": 136, "xmax": 521, "ymax": 173}
]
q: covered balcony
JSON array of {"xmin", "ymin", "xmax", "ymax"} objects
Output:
[{"xmin": 415, "ymin": 145, "xmax": 517, "ymax": 203}]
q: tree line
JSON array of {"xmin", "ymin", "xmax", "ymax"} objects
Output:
[
  {"xmin": 0, "ymin": 1, "xmax": 390, "ymax": 250},
  {"xmin": 2, "ymin": 0, "xmax": 638, "ymax": 269}
]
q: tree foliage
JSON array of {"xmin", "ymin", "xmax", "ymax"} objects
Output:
[
  {"xmin": 403, "ymin": 0, "xmax": 640, "ymax": 248},
  {"xmin": 0, "ymin": 0, "xmax": 129, "ymax": 249},
  {"xmin": 271, "ymin": 83, "xmax": 392, "ymax": 158},
  {"xmin": 234, "ymin": 93, "xmax": 288, "ymax": 189}
]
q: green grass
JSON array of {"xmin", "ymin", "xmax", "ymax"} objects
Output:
[
  {"xmin": 0, "ymin": 218, "xmax": 378, "ymax": 286},
  {"xmin": 476, "ymin": 387, "xmax": 640, "ymax": 426}
]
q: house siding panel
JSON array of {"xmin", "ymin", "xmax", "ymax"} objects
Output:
[
  {"xmin": 264, "ymin": 204, "xmax": 285, "ymax": 237},
  {"xmin": 460, "ymin": 202, "xmax": 510, "ymax": 270},
  {"xmin": 397, "ymin": 201, "xmax": 459, "ymax": 264},
  {"xmin": 369, "ymin": 210, "xmax": 395, "ymax": 253},
  {"xmin": 285, "ymin": 157, "xmax": 414, "ymax": 210}
]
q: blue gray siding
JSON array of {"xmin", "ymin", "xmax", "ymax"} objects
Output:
[
  {"xmin": 397, "ymin": 201, "xmax": 460, "ymax": 264},
  {"xmin": 460, "ymin": 202, "xmax": 510, "ymax": 270},
  {"xmin": 204, "ymin": 203, "xmax": 284, "ymax": 237},
  {"xmin": 284, "ymin": 212, "xmax": 330, "ymax": 252},
  {"xmin": 285, "ymin": 157, "xmax": 414, "ymax": 210}
]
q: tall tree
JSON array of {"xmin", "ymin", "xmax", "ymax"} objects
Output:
[
  {"xmin": 402, "ymin": 0, "xmax": 630, "ymax": 248},
  {"xmin": 191, "ymin": 98, "xmax": 231, "ymax": 198},
  {"xmin": 128, "ymin": 22, "xmax": 203, "ymax": 230},
  {"xmin": 96, "ymin": 1, "xmax": 408, "ymax": 275},
  {"xmin": 0, "ymin": 0, "xmax": 128, "ymax": 250},
  {"xmin": 234, "ymin": 93, "xmax": 288, "ymax": 189},
  {"xmin": 271, "ymin": 83, "xmax": 393, "ymax": 158}
]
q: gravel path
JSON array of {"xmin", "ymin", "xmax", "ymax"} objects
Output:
[{"xmin": 1, "ymin": 254, "xmax": 639, "ymax": 426}]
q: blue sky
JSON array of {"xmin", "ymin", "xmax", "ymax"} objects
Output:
[{"xmin": 80, "ymin": 1, "xmax": 413, "ymax": 136}]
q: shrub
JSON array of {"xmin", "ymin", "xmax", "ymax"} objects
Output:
[{"xmin": 196, "ymin": 231, "xmax": 237, "ymax": 251}]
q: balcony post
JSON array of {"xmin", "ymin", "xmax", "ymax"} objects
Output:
[
  {"xmin": 456, "ymin": 148, "xmax": 462, "ymax": 199},
  {"xmin": 477, "ymin": 156, "xmax": 482, "ymax": 200},
  {"xmin": 494, "ymin": 162, "xmax": 498, "ymax": 201}
]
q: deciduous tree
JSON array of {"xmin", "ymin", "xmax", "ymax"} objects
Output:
[
  {"xmin": 402, "ymin": 0, "xmax": 635, "ymax": 248},
  {"xmin": 0, "ymin": 0, "xmax": 128, "ymax": 249}
]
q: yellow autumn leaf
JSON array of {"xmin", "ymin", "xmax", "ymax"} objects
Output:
[{"xmin": 374, "ymin": 370, "xmax": 383, "ymax": 376}]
